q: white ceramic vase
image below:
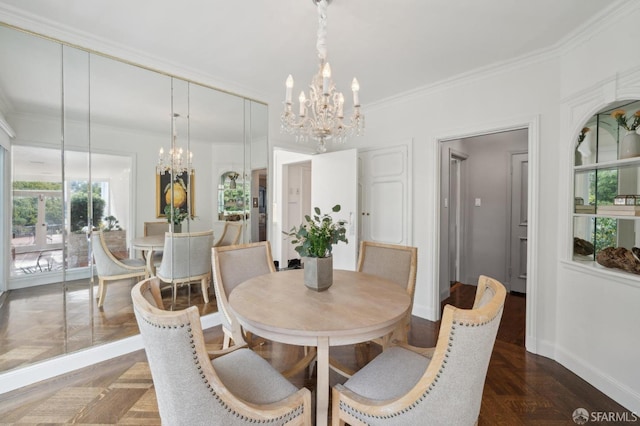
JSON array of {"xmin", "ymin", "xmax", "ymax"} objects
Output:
[
  {"xmin": 302, "ymin": 256, "xmax": 333, "ymax": 291},
  {"xmin": 619, "ymin": 130, "xmax": 640, "ymax": 159}
]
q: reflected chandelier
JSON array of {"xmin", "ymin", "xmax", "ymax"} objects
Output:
[
  {"xmin": 157, "ymin": 113, "xmax": 192, "ymax": 175},
  {"xmin": 281, "ymin": 0, "xmax": 364, "ymax": 153}
]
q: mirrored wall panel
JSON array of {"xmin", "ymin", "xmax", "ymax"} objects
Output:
[{"xmin": 0, "ymin": 24, "xmax": 269, "ymax": 374}]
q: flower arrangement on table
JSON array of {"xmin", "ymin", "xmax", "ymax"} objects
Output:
[
  {"xmin": 611, "ymin": 109, "xmax": 640, "ymax": 132},
  {"xmin": 285, "ymin": 204, "xmax": 348, "ymax": 258}
]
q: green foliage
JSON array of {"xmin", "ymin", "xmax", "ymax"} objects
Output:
[
  {"xmin": 594, "ymin": 217, "xmax": 617, "ymax": 252},
  {"xmin": 164, "ymin": 205, "xmax": 188, "ymax": 225},
  {"xmin": 103, "ymin": 215, "xmax": 120, "ymax": 231},
  {"xmin": 284, "ymin": 204, "xmax": 348, "ymax": 258},
  {"xmin": 589, "ymin": 170, "xmax": 618, "ymax": 206},
  {"xmin": 70, "ymin": 192, "xmax": 105, "ymax": 231}
]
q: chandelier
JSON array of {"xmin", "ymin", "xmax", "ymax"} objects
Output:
[
  {"xmin": 157, "ymin": 113, "xmax": 192, "ymax": 175},
  {"xmin": 281, "ymin": 0, "xmax": 364, "ymax": 153}
]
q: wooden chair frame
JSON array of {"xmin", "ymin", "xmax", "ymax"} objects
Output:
[
  {"xmin": 331, "ymin": 275, "xmax": 506, "ymax": 426},
  {"xmin": 132, "ymin": 278, "xmax": 312, "ymax": 425}
]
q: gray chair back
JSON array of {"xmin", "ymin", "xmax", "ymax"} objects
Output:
[
  {"xmin": 212, "ymin": 241, "xmax": 275, "ymax": 338},
  {"xmin": 156, "ymin": 230, "xmax": 213, "ymax": 280},
  {"xmin": 333, "ymin": 275, "xmax": 506, "ymax": 426},
  {"xmin": 214, "ymin": 221, "xmax": 243, "ymax": 247},
  {"xmin": 131, "ymin": 277, "xmax": 311, "ymax": 425}
]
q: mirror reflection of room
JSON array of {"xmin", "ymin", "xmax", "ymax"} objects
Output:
[{"xmin": 0, "ymin": 23, "xmax": 269, "ymax": 375}]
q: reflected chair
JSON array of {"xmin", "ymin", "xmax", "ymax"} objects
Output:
[
  {"xmin": 92, "ymin": 231, "xmax": 148, "ymax": 308},
  {"xmin": 142, "ymin": 221, "xmax": 169, "ymax": 262},
  {"xmin": 331, "ymin": 275, "xmax": 506, "ymax": 426},
  {"xmin": 131, "ymin": 278, "xmax": 312, "ymax": 426},
  {"xmin": 357, "ymin": 240, "xmax": 417, "ymax": 344},
  {"xmin": 155, "ymin": 230, "xmax": 213, "ymax": 306},
  {"xmin": 213, "ymin": 221, "xmax": 243, "ymax": 247}
]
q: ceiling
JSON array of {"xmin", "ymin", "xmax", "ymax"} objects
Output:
[{"xmin": 0, "ymin": 0, "xmax": 619, "ymax": 112}]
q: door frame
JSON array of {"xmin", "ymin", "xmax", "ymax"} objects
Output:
[
  {"xmin": 434, "ymin": 115, "xmax": 539, "ymax": 354},
  {"xmin": 448, "ymin": 149, "xmax": 468, "ymax": 286},
  {"xmin": 506, "ymin": 150, "xmax": 529, "ymax": 293}
]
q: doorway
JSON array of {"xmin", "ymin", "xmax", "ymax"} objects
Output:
[{"xmin": 439, "ymin": 129, "xmax": 528, "ymax": 297}]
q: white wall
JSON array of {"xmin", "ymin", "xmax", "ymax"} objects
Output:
[{"xmin": 272, "ymin": 3, "xmax": 640, "ymax": 413}]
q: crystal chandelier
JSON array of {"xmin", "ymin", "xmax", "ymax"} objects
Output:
[
  {"xmin": 157, "ymin": 113, "xmax": 192, "ymax": 175},
  {"xmin": 281, "ymin": 0, "xmax": 364, "ymax": 153}
]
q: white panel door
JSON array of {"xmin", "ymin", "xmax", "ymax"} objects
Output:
[
  {"xmin": 359, "ymin": 144, "xmax": 411, "ymax": 246},
  {"xmin": 311, "ymin": 149, "xmax": 358, "ymax": 270}
]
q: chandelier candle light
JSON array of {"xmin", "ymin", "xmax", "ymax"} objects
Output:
[
  {"xmin": 281, "ymin": 0, "xmax": 364, "ymax": 153},
  {"xmin": 157, "ymin": 113, "xmax": 193, "ymax": 175}
]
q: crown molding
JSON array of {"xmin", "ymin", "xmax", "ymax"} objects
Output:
[
  {"xmin": 366, "ymin": 0, "xmax": 631, "ymax": 113},
  {"xmin": 0, "ymin": 4, "xmax": 268, "ymax": 104}
]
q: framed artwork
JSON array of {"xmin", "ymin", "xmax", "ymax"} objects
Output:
[{"xmin": 156, "ymin": 170, "xmax": 196, "ymax": 218}]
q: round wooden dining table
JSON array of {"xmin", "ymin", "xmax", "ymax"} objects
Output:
[
  {"xmin": 131, "ymin": 234, "xmax": 165, "ymax": 275},
  {"xmin": 228, "ymin": 268, "xmax": 411, "ymax": 426}
]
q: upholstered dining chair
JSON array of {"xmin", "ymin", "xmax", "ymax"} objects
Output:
[
  {"xmin": 92, "ymin": 231, "xmax": 148, "ymax": 308},
  {"xmin": 358, "ymin": 240, "xmax": 418, "ymax": 344},
  {"xmin": 213, "ymin": 221, "xmax": 243, "ymax": 247},
  {"xmin": 212, "ymin": 242, "xmax": 316, "ymax": 377},
  {"xmin": 211, "ymin": 241, "xmax": 277, "ymax": 349},
  {"xmin": 155, "ymin": 230, "xmax": 213, "ymax": 306},
  {"xmin": 131, "ymin": 278, "xmax": 312, "ymax": 426},
  {"xmin": 331, "ymin": 275, "xmax": 506, "ymax": 426}
]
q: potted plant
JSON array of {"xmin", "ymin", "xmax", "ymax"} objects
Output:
[
  {"xmin": 164, "ymin": 205, "xmax": 188, "ymax": 232},
  {"xmin": 285, "ymin": 204, "xmax": 348, "ymax": 291}
]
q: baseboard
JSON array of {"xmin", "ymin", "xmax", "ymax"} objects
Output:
[
  {"xmin": 555, "ymin": 344, "xmax": 640, "ymax": 413},
  {"xmin": 412, "ymin": 301, "xmax": 438, "ymax": 322},
  {"xmin": 0, "ymin": 312, "xmax": 222, "ymax": 395}
]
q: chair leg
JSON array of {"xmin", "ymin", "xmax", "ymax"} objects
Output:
[
  {"xmin": 97, "ymin": 278, "xmax": 106, "ymax": 308},
  {"xmin": 201, "ymin": 277, "xmax": 209, "ymax": 303},
  {"xmin": 222, "ymin": 331, "xmax": 231, "ymax": 349}
]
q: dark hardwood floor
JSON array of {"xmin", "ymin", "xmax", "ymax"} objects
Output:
[{"xmin": 0, "ymin": 284, "xmax": 629, "ymax": 425}]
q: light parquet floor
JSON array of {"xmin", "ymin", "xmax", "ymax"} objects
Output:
[{"xmin": 0, "ymin": 284, "xmax": 631, "ymax": 425}]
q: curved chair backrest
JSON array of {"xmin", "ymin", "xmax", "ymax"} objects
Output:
[
  {"xmin": 357, "ymin": 241, "xmax": 417, "ymax": 342},
  {"xmin": 410, "ymin": 275, "xmax": 506, "ymax": 424},
  {"xmin": 131, "ymin": 277, "xmax": 310, "ymax": 425},
  {"xmin": 214, "ymin": 222, "xmax": 243, "ymax": 247},
  {"xmin": 91, "ymin": 231, "xmax": 148, "ymax": 308},
  {"xmin": 357, "ymin": 241, "xmax": 417, "ymax": 293},
  {"xmin": 144, "ymin": 221, "xmax": 170, "ymax": 237},
  {"xmin": 212, "ymin": 241, "xmax": 276, "ymax": 339},
  {"xmin": 333, "ymin": 275, "xmax": 506, "ymax": 425},
  {"xmin": 138, "ymin": 276, "xmax": 165, "ymax": 310},
  {"xmin": 92, "ymin": 231, "xmax": 130, "ymax": 276},
  {"xmin": 156, "ymin": 230, "xmax": 213, "ymax": 280}
]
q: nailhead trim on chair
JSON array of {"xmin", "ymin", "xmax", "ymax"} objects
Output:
[
  {"xmin": 339, "ymin": 308, "xmax": 504, "ymax": 423},
  {"xmin": 139, "ymin": 315, "xmax": 305, "ymax": 424}
]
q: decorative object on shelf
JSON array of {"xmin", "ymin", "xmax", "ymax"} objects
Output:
[
  {"xmin": 611, "ymin": 109, "xmax": 640, "ymax": 159},
  {"xmin": 284, "ymin": 204, "xmax": 348, "ymax": 291},
  {"xmin": 596, "ymin": 246, "xmax": 640, "ymax": 274},
  {"xmin": 280, "ymin": 0, "xmax": 364, "ymax": 153},
  {"xmin": 614, "ymin": 195, "xmax": 627, "ymax": 205},
  {"xmin": 227, "ymin": 172, "xmax": 239, "ymax": 189},
  {"xmin": 597, "ymin": 203, "xmax": 640, "ymax": 216},
  {"xmin": 573, "ymin": 237, "xmax": 594, "ymax": 256},
  {"xmin": 157, "ymin": 113, "xmax": 192, "ymax": 175},
  {"xmin": 576, "ymin": 127, "xmax": 592, "ymax": 162}
]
